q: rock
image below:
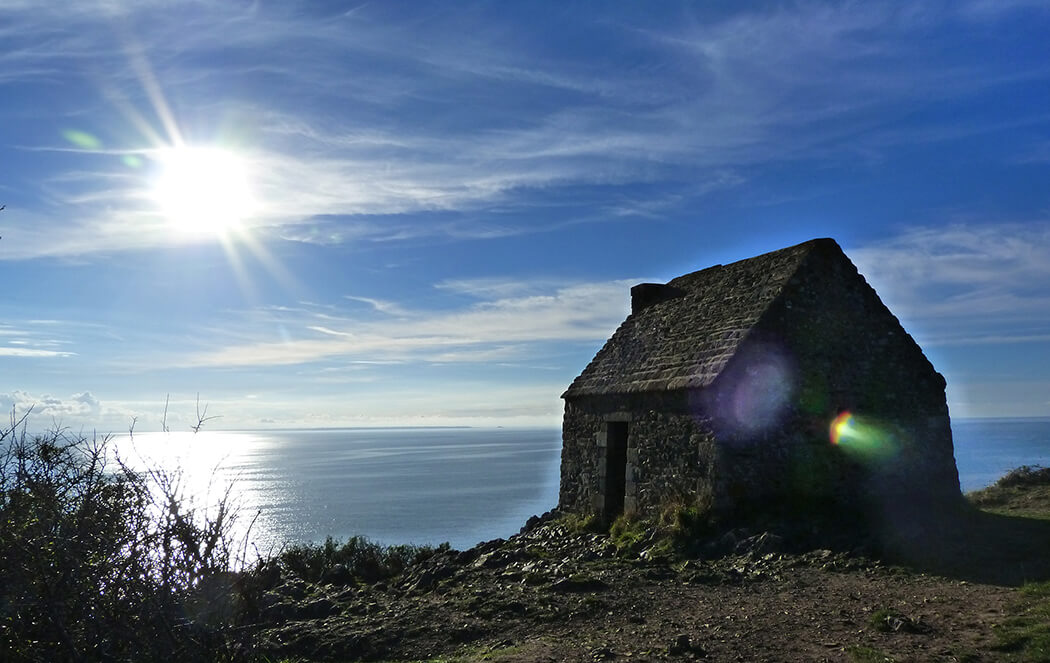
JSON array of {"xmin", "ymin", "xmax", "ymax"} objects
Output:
[
  {"xmin": 449, "ymin": 622, "xmax": 486, "ymax": 643},
  {"xmin": 875, "ymin": 612, "xmax": 931, "ymax": 634},
  {"xmin": 668, "ymin": 634, "xmax": 691, "ymax": 655},
  {"xmin": 299, "ymin": 596, "xmax": 340, "ymax": 619},
  {"xmin": 519, "ymin": 508, "xmax": 560, "ymax": 535},
  {"xmin": 473, "ymin": 552, "xmax": 496, "ymax": 568},
  {"xmin": 455, "ymin": 548, "xmax": 480, "ymax": 565},
  {"xmin": 261, "ymin": 624, "xmax": 375, "ymax": 661},
  {"xmin": 321, "ymin": 563, "xmax": 352, "ymax": 586},
  {"xmin": 259, "ymin": 597, "xmax": 298, "ymax": 622},
  {"xmin": 475, "ymin": 538, "xmax": 506, "ymax": 555},
  {"xmin": 718, "ymin": 531, "xmax": 737, "ymax": 553},
  {"xmin": 279, "ymin": 578, "xmax": 310, "ymax": 601},
  {"xmin": 735, "ymin": 532, "xmax": 784, "ymax": 556},
  {"xmin": 682, "ymin": 569, "xmax": 721, "ymax": 585},
  {"xmin": 550, "ymin": 574, "xmax": 608, "ymax": 593},
  {"xmin": 407, "ymin": 569, "xmax": 438, "ymax": 593}
]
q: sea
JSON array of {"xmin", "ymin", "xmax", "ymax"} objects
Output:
[{"xmin": 110, "ymin": 418, "xmax": 1050, "ymax": 553}]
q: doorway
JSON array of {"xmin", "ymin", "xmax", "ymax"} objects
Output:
[{"xmin": 603, "ymin": 421, "xmax": 629, "ymax": 519}]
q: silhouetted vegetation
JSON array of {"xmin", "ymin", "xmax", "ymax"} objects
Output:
[
  {"xmin": 0, "ymin": 411, "xmax": 453, "ymax": 662},
  {"xmin": 0, "ymin": 413, "xmax": 251, "ymax": 662},
  {"xmin": 996, "ymin": 465, "xmax": 1050, "ymax": 488},
  {"xmin": 275, "ymin": 535, "xmax": 449, "ymax": 586}
]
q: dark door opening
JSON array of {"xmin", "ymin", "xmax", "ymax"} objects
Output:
[{"xmin": 603, "ymin": 422, "xmax": 629, "ymax": 519}]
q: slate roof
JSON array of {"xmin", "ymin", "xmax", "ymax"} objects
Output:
[{"xmin": 563, "ymin": 238, "xmax": 838, "ymax": 398}]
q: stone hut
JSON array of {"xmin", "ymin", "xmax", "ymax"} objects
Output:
[{"xmin": 560, "ymin": 238, "xmax": 960, "ymax": 521}]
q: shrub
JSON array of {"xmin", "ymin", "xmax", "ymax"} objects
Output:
[
  {"xmin": 276, "ymin": 535, "xmax": 448, "ymax": 585},
  {"xmin": 996, "ymin": 466, "xmax": 1050, "ymax": 488},
  {"xmin": 0, "ymin": 417, "xmax": 246, "ymax": 662}
]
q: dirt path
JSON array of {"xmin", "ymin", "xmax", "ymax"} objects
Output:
[{"xmin": 478, "ymin": 566, "xmax": 1014, "ymax": 662}]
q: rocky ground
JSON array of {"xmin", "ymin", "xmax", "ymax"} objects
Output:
[{"xmin": 243, "ymin": 485, "xmax": 1050, "ymax": 663}]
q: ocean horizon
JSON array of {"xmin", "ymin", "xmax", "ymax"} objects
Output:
[{"xmin": 108, "ymin": 417, "xmax": 1050, "ymax": 552}]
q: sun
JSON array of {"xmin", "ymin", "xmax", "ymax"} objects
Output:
[{"xmin": 150, "ymin": 146, "xmax": 257, "ymax": 236}]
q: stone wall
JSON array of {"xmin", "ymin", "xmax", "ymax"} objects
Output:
[
  {"xmin": 561, "ymin": 391, "xmax": 862, "ymax": 520},
  {"xmin": 561, "ymin": 385, "xmax": 957, "ymax": 522},
  {"xmin": 754, "ymin": 243, "xmax": 960, "ymax": 504},
  {"xmin": 559, "ymin": 393, "xmax": 719, "ymax": 520}
]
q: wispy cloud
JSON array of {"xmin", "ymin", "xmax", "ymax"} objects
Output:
[
  {"xmin": 434, "ymin": 277, "xmax": 575, "ymax": 299},
  {"xmin": 0, "ymin": 348, "xmax": 75, "ymax": 358},
  {"xmin": 179, "ymin": 278, "xmax": 635, "ymax": 368},
  {"xmin": 0, "ymin": 321, "xmax": 77, "ymax": 357},
  {"xmin": 343, "ymin": 295, "xmax": 410, "ymax": 317},
  {"xmin": 850, "ymin": 221, "xmax": 1050, "ymax": 346},
  {"xmin": 959, "ymin": 0, "xmax": 1050, "ymax": 19},
  {"xmin": 2, "ymin": 2, "xmax": 1046, "ymax": 259},
  {"xmin": 923, "ymin": 333, "xmax": 1050, "ymax": 347}
]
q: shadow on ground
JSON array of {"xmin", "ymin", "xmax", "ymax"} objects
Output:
[{"xmin": 880, "ymin": 506, "xmax": 1050, "ymax": 586}]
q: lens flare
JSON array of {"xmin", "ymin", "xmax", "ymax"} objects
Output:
[
  {"xmin": 62, "ymin": 129, "xmax": 102, "ymax": 150},
  {"xmin": 829, "ymin": 411, "xmax": 899, "ymax": 461},
  {"xmin": 728, "ymin": 359, "xmax": 792, "ymax": 433},
  {"xmin": 693, "ymin": 341, "xmax": 795, "ymax": 439},
  {"xmin": 829, "ymin": 411, "xmax": 854, "ymax": 445}
]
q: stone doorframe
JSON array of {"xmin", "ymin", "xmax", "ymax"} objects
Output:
[{"xmin": 595, "ymin": 413, "xmax": 638, "ymax": 519}]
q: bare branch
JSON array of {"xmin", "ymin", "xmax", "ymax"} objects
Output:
[
  {"xmin": 190, "ymin": 393, "xmax": 221, "ymax": 434},
  {"xmin": 2, "ymin": 405, "xmax": 33, "ymax": 442}
]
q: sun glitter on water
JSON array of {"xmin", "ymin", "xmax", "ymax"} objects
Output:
[{"xmin": 150, "ymin": 146, "xmax": 257, "ymax": 236}]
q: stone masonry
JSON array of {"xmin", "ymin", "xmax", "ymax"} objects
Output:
[{"xmin": 559, "ymin": 238, "xmax": 961, "ymax": 522}]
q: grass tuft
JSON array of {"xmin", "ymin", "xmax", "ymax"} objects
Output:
[
  {"xmin": 559, "ymin": 511, "xmax": 604, "ymax": 535},
  {"xmin": 608, "ymin": 511, "xmax": 648, "ymax": 551},
  {"xmin": 846, "ymin": 644, "xmax": 897, "ymax": 663},
  {"xmin": 993, "ymin": 581, "xmax": 1050, "ymax": 661}
]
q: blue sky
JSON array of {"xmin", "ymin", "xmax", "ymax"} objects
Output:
[{"xmin": 2, "ymin": 0, "xmax": 1048, "ymax": 431}]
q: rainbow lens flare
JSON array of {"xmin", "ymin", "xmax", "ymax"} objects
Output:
[
  {"xmin": 829, "ymin": 411, "xmax": 899, "ymax": 461},
  {"xmin": 829, "ymin": 411, "xmax": 855, "ymax": 445}
]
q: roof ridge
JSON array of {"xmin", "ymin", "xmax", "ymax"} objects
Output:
[
  {"xmin": 564, "ymin": 239, "xmax": 833, "ymax": 398},
  {"xmin": 666, "ymin": 238, "xmax": 836, "ymax": 290}
]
